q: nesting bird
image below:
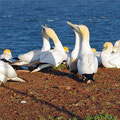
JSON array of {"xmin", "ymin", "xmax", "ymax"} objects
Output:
[
  {"xmin": 31, "ymin": 25, "xmax": 68, "ymax": 72},
  {"xmin": 101, "ymin": 42, "xmax": 120, "ymax": 68},
  {"xmin": 113, "ymin": 40, "xmax": 120, "ymax": 53},
  {"xmin": 0, "ymin": 60, "xmax": 25, "ymax": 85},
  {"xmin": 114, "ymin": 40, "xmax": 120, "ymax": 48}
]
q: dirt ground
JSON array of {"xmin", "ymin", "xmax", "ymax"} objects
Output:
[{"xmin": 0, "ymin": 66, "xmax": 120, "ymax": 120}]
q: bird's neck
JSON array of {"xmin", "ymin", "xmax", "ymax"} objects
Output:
[
  {"xmin": 53, "ymin": 36, "xmax": 65, "ymax": 51},
  {"xmin": 80, "ymin": 32, "xmax": 92, "ymax": 54},
  {"xmin": 82, "ymin": 31, "xmax": 90, "ymax": 44},
  {"xmin": 42, "ymin": 38, "xmax": 50, "ymax": 51},
  {"xmin": 71, "ymin": 30, "xmax": 81, "ymax": 59}
]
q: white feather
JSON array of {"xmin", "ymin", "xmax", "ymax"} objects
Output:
[
  {"xmin": 0, "ymin": 60, "xmax": 25, "ymax": 84},
  {"xmin": 77, "ymin": 25, "xmax": 98, "ymax": 75},
  {"xmin": 40, "ymin": 26, "xmax": 68, "ymax": 67},
  {"xmin": 101, "ymin": 42, "xmax": 120, "ymax": 68},
  {"xmin": 67, "ymin": 22, "xmax": 81, "ymax": 73},
  {"xmin": 40, "ymin": 48, "xmax": 67, "ymax": 67},
  {"xmin": 77, "ymin": 53, "xmax": 98, "ymax": 74}
]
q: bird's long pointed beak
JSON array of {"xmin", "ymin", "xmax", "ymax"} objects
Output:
[
  {"xmin": 67, "ymin": 21, "xmax": 74, "ymax": 28},
  {"xmin": 41, "ymin": 25, "xmax": 45, "ymax": 29},
  {"xmin": 41, "ymin": 24, "xmax": 47, "ymax": 29},
  {"xmin": 67, "ymin": 21, "xmax": 78, "ymax": 30}
]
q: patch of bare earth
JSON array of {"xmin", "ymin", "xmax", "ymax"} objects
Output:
[{"xmin": 0, "ymin": 67, "xmax": 120, "ymax": 120}]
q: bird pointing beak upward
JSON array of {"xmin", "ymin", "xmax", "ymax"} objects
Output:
[{"xmin": 67, "ymin": 21, "xmax": 79, "ymax": 31}]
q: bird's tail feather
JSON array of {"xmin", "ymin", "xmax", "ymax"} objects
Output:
[
  {"xmin": 10, "ymin": 77, "xmax": 26, "ymax": 82},
  {"xmin": 31, "ymin": 64, "xmax": 52, "ymax": 73}
]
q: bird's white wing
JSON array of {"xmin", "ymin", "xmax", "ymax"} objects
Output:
[
  {"xmin": 0, "ymin": 61, "xmax": 17, "ymax": 78},
  {"xmin": 87, "ymin": 54, "xmax": 98, "ymax": 73},
  {"xmin": 18, "ymin": 50, "xmax": 41, "ymax": 63},
  {"xmin": 77, "ymin": 53, "xmax": 98, "ymax": 74},
  {"xmin": 109, "ymin": 53, "xmax": 120, "ymax": 68},
  {"xmin": 0, "ymin": 73, "xmax": 8, "ymax": 83},
  {"xmin": 40, "ymin": 50, "xmax": 64, "ymax": 67}
]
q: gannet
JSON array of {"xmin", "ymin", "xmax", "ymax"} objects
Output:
[
  {"xmin": 31, "ymin": 46, "xmax": 70, "ymax": 73},
  {"xmin": 31, "ymin": 25, "xmax": 68, "ymax": 72},
  {"xmin": 11, "ymin": 29, "xmax": 50, "ymax": 67},
  {"xmin": 114, "ymin": 40, "xmax": 120, "ymax": 48},
  {"xmin": 0, "ymin": 49, "xmax": 12, "ymax": 62},
  {"xmin": 77, "ymin": 25, "xmax": 98, "ymax": 83},
  {"xmin": 0, "ymin": 60, "xmax": 25, "ymax": 85},
  {"xmin": 113, "ymin": 40, "xmax": 120, "ymax": 52},
  {"xmin": 67, "ymin": 21, "xmax": 81, "ymax": 74},
  {"xmin": 101, "ymin": 42, "xmax": 120, "ymax": 68}
]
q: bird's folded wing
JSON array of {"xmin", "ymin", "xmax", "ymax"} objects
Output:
[
  {"xmin": 78, "ymin": 53, "xmax": 98, "ymax": 74},
  {"xmin": 18, "ymin": 50, "xmax": 41, "ymax": 62},
  {"xmin": 109, "ymin": 54, "xmax": 120, "ymax": 68},
  {"xmin": 40, "ymin": 50, "xmax": 63, "ymax": 66},
  {"xmin": 0, "ymin": 61, "xmax": 17, "ymax": 78}
]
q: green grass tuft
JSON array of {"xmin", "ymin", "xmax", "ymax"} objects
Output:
[
  {"xmin": 84, "ymin": 113, "xmax": 118, "ymax": 120},
  {"xmin": 38, "ymin": 113, "xmax": 117, "ymax": 120},
  {"xmin": 52, "ymin": 64, "xmax": 67, "ymax": 70}
]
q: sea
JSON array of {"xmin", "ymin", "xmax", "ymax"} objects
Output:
[{"xmin": 0, "ymin": 0, "xmax": 120, "ymax": 57}]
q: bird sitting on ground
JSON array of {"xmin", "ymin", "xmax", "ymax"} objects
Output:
[
  {"xmin": 112, "ymin": 40, "xmax": 120, "ymax": 53},
  {"xmin": 31, "ymin": 25, "xmax": 68, "ymax": 72},
  {"xmin": 0, "ymin": 60, "xmax": 25, "ymax": 86},
  {"xmin": 101, "ymin": 42, "xmax": 120, "ymax": 68}
]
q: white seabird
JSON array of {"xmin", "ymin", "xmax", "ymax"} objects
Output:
[
  {"xmin": 0, "ymin": 60, "xmax": 25, "ymax": 85},
  {"xmin": 101, "ymin": 42, "xmax": 120, "ymax": 68},
  {"xmin": 67, "ymin": 21, "xmax": 81, "ymax": 74},
  {"xmin": 31, "ymin": 25, "xmax": 68, "ymax": 72},
  {"xmin": 77, "ymin": 24, "xmax": 98, "ymax": 83},
  {"xmin": 113, "ymin": 40, "xmax": 120, "ymax": 53},
  {"xmin": 114, "ymin": 40, "xmax": 120, "ymax": 48}
]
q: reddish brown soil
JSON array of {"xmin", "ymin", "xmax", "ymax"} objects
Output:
[{"xmin": 0, "ymin": 66, "xmax": 120, "ymax": 120}]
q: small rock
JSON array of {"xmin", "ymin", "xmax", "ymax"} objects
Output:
[
  {"xmin": 10, "ymin": 96, "xmax": 14, "ymax": 99},
  {"xmin": 13, "ymin": 93, "xmax": 17, "ymax": 96},
  {"xmin": 20, "ymin": 100, "xmax": 27, "ymax": 104},
  {"xmin": 66, "ymin": 86, "xmax": 71, "ymax": 90},
  {"xmin": 87, "ymin": 80, "xmax": 91, "ymax": 84},
  {"xmin": 29, "ymin": 91, "xmax": 33, "ymax": 94}
]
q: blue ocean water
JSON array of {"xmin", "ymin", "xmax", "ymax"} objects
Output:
[{"xmin": 0, "ymin": 0, "xmax": 120, "ymax": 57}]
